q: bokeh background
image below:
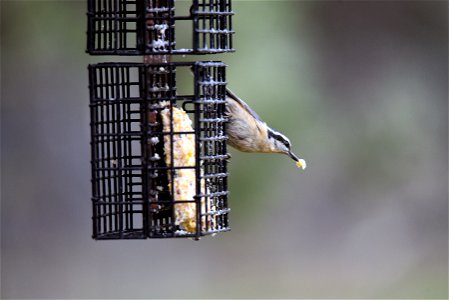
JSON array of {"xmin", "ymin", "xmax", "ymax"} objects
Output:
[{"xmin": 1, "ymin": 0, "xmax": 447, "ymax": 299}]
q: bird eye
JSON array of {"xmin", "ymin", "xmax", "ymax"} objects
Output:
[{"xmin": 280, "ymin": 138, "xmax": 290, "ymax": 147}]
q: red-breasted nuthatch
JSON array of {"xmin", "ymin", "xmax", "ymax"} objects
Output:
[{"xmin": 225, "ymin": 89, "xmax": 306, "ymax": 169}]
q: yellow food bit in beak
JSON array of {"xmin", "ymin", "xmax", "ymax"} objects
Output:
[{"xmin": 296, "ymin": 159, "xmax": 307, "ymax": 170}]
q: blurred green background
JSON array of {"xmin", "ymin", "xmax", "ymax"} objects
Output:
[{"xmin": 1, "ymin": 0, "xmax": 447, "ymax": 299}]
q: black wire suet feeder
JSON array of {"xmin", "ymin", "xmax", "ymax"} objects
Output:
[
  {"xmin": 87, "ymin": 0, "xmax": 234, "ymax": 55},
  {"xmin": 87, "ymin": 0, "xmax": 234, "ymax": 240}
]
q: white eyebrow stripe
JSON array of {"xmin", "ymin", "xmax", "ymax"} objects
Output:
[{"xmin": 268, "ymin": 128, "xmax": 290, "ymax": 145}]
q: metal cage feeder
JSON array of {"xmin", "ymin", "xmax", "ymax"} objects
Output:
[
  {"xmin": 87, "ymin": 0, "xmax": 233, "ymax": 240},
  {"xmin": 87, "ymin": 0, "xmax": 234, "ymax": 55},
  {"xmin": 89, "ymin": 61, "xmax": 230, "ymax": 239}
]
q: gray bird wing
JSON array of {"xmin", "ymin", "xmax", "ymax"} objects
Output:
[{"xmin": 226, "ymin": 88, "xmax": 264, "ymax": 123}]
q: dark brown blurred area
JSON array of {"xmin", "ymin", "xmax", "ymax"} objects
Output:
[{"xmin": 1, "ymin": 1, "xmax": 447, "ymax": 299}]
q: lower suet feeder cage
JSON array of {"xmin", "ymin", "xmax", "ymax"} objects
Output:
[{"xmin": 89, "ymin": 62, "xmax": 230, "ymax": 239}]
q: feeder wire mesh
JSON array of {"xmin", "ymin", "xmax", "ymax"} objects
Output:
[
  {"xmin": 87, "ymin": 0, "xmax": 234, "ymax": 55},
  {"xmin": 88, "ymin": 0, "xmax": 232, "ymax": 240},
  {"xmin": 89, "ymin": 62, "xmax": 230, "ymax": 239}
]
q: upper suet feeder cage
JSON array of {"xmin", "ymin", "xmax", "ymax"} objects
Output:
[
  {"xmin": 87, "ymin": 0, "xmax": 234, "ymax": 240},
  {"xmin": 87, "ymin": 0, "xmax": 234, "ymax": 55}
]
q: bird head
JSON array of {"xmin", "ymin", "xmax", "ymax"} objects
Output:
[{"xmin": 267, "ymin": 128, "xmax": 306, "ymax": 169}]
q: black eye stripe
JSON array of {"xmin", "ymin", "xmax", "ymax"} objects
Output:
[
  {"xmin": 268, "ymin": 129, "xmax": 290, "ymax": 147},
  {"xmin": 268, "ymin": 130, "xmax": 281, "ymax": 140}
]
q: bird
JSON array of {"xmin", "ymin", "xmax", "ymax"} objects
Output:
[
  {"xmin": 224, "ymin": 88, "xmax": 306, "ymax": 170},
  {"xmin": 190, "ymin": 66, "xmax": 306, "ymax": 169}
]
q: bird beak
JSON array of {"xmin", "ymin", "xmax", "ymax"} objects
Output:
[
  {"xmin": 289, "ymin": 151, "xmax": 299, "ymax": 162},
  {"xmin": 289, "ymin": 151, "xmax": 307, "ymax": 170}
]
